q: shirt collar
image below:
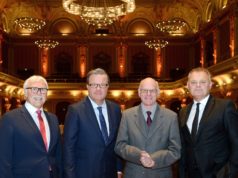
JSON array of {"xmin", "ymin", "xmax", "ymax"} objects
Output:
[
  {"xmin": 25, "ymin": 101, "xmax": 43, "ymax": 115},
  {"xmin": 193, "ymin": 94, "xmax": 210, "ymax": 106},
  {"xmin": 88, "ymin": 96, "xmax": 106, "ymax": 109},
  {"xmin": 141, "ymin": 103, "xmax": 157, "ymax": 114}
]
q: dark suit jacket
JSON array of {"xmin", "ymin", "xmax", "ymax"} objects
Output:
[
  {"xmin": 179, "ymin": 95, "xmax": 238, "ymax": 178},
  {"xmin": 0, "ymin": 106, "xmax": 62, "ymax": 178},
  {"xmin": 63, "ymin": 96, "xmax": 122, "ymax": 178}
]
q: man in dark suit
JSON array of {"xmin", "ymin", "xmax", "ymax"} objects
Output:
[
  {"xmin": 63, "ymin": 68, "xmax": 122, "ymax": 178},
  {"xmin": 179, "ymin": 67, "xmax": 238, "ymax": 178},
  {"xmin": 115, "ymin": 77, "xmax": 181, "ymax": 178},
  {"xmin": 0, "ymin": 75, "xmax": 62, "ymax": 178}
]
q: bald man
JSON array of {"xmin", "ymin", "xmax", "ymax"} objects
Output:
[{"xmin": 115, "ymin": 77, "xmax": 181, "ymax": 178}]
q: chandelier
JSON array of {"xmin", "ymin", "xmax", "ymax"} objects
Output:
[
  {"xmin": 62, "ymin": 0, "xmax": 136, "ymax": 27},
  {"xmin": 156, "ymin": 19, "xmax": 186, "ymax": 34},
  {"xmin": 35, "ymin": 39, "xmax": 59, "ymax": 49},
  {"xmin": 145, "ymin": 40, "xmax": 168, "ymax": 50},
  {"xmin": 14, "ymin": 17, "xmax": 46, "ymax": 32}
]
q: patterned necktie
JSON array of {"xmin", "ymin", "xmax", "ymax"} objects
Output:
[
  {"xmin": 36, "ymin": 110, "xmax": 48, "ymax": 150},
  {"xmin": 191, "ymin": 103, "xmax": 200, "ymax": 140},
  {"xmin": 146, "ymin": 111, "xmax": 152, "ymax": 127},
  {"xmin": 97, "ymin": 106, "xmax": 109, "ymax": 144}
]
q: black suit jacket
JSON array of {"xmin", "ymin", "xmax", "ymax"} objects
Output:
[
  {"xmin": 0, "ymin": 106, "xmax": 62, "ymax": 178},
  {"xmin": 179, "ymin": 95, "xmax": 238, "ymax": 178},
  {"xmin": 63, "ymin": 96, "xmax": 122, "ymax": 178}
]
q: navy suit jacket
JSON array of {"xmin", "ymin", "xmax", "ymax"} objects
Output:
[
  {"xmin": 179, "ymin": 96, "xmax": 238, "ymax": 178},
  {"xmin": 63, "ymin": 96, "xmax": 121, "ymax": 178},
  {"xmin": 0, "ymin": 106, "xmax": 62, "ymax": 178}
]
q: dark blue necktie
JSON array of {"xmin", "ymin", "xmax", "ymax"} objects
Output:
[{"xmin": 97, "ymin": 106, "xmax": 109, "ymax": 144}]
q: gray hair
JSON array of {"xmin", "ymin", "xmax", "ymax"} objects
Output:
[
  {"xmin": 86, "ymin": 68, "xmax": 110, "ymax": 84},
  {"xmin": 188, "ymin": 67, "xmax": 212, "ymax": 82},
  {"xmin": 23, "ymin": 75, "xmax": 48, "ymax": 89}
]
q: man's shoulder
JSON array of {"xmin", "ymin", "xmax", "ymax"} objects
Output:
[
  {"xmin": 105, "ymin": 99, "xmax": 120, "ymax": 108},
  {"xmin": 69, "ymin": 97, "xmax": 88, "ymax": 108},
  {"xmin": 123, "ymin": 105, "xmax": 139, "ymax": 114},
  {"xmin": 2, "ymin": 107, "xmax": 23, "ymax": 118},
  {"xmin": 160, "ymin": 106, "xmax": 177, "ymax": 117}
]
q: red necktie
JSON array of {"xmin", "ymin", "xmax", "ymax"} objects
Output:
[
  {"xmin": 36, "ymin": 110, "xmax": 48, "ymax": 150},
  {"xmin": 146, "ymin": 111, "xmax": 152, "ymax": 127}
]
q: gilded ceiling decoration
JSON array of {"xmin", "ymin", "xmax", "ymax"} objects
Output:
[{"xmin": 0, "ymin": 0, "xmax": 232, "ymax": 37}]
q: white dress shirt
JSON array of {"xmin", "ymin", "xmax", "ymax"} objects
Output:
[
  {"xmin": 186, "ymin": 95, "xmax": 210, "ymax": 133},
  {"xmin": 88, "ymin": 97, "xmax": 110, "ymax": 136}
]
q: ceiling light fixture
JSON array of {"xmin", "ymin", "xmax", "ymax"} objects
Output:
[
  {"xmin": 62, "ymin": 0, "xmax": 136, "ymax": 27},
  {"xmin": 145, "ymin": 39, "xmax": 168, "ymax": 50},
  {"xmin": 156, "ymin": 19, "xmax": 186, "ymax": 34},
  {"xmin": 35, "ymin": 39, "xmax": 59, "ymax": 49},
  {"xmin": 14, "ymin": 17, "xmax": 46, "ymax": 32}
]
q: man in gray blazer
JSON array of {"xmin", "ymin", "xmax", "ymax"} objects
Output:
[{"xmin": 115, "ymin": 77, "xmax": 181, "ymax": 178}]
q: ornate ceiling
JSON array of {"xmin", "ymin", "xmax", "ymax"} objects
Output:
[{"xmin": 0, "ymin": 0, "xmax": 233, "ymax": 38}]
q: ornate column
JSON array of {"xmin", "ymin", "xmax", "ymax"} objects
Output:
[
  {"xmin": 155, "ymin": 49, "xmax": 162, "ymax": 77},
  {"xmin": 117, "ymin": 43, "xmax": 127, "ymax": 78},
  {"xmin": 39, "ymin": 48, "xmax": 49, "ymax": 77},
  {"xmin": 229, "ymin": 15, "xmax": 235, "ymax": 57},
  {"xmin": 212, "ymin": 28, "xmax": 218, "ymax": 64},
  {"xmin": 200, "ymin": 37, "xmax": 205, "ymax": 67},
  {"xmin": 0, "ymin": 32, "xmax": 3, "ymax": 71},
  {"xmin": 77, "ymin": 45, "xmax": 87, "ymax": 78},
  {"xmin": 233, "ymin": 7, "xmax": 238, "ymax": 56}
]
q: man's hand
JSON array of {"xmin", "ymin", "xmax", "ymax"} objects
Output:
[{"xmin": 140, "ymin": 151, "xmax": 155, "ymax": 168}]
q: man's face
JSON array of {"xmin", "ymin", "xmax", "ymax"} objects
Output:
[
  {"xmin": 25, "ymin": 80, "xmax": 48, "ymax": 109},
  {"xmin": 87, "ymin": 74, "xmax": 109, "ymax": 105},
  {"xmin": 187, "ymin": 71, "xmax": 212, "ymax": 101},
  {"xmin": 138, "ymin": 78, "xmax": 159, "ymax": 107}
]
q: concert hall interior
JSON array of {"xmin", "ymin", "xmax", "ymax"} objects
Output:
[{"xmin": 0, "ymin": 0, "xmax": 238, "ymax": 125}]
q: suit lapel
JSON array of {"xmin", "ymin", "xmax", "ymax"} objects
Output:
[
  {"xmin": 44, "ymin": 111, "xmax": 54, "ymax": 151},
  {"xmin": 135, "ymin": 106, "xmax": 147, "ymax": 138},
  {"xmin": 147, "ymin": 105, "xmax": 163, "ymax": 139},
  {"xmin": 180, "ymin": 103, "xmax": 193, "ymax": 139},
  {"xmin": 196, "ymin": 96, "xmax": 214, "ymax": 140},
  {"xmin": 21, "ymin": 106, "xmax": 48, "ymax": 151},
  {"xmin": 84, "ymin": 97, "xmax": 106, "ymax": 144},
  {"xmin": 106, "ymin": 101, "xmax": 116, "ymax": 144}
]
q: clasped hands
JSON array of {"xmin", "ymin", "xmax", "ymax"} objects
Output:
[{"xmin": 140, "ymin": 151, "xmax": 155, "ymax": 168}]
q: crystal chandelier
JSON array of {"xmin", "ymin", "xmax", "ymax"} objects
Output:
[
  {"xmin": 62, "ymin": 0, "xmax": 136, "ymax": 27},
  {"xmin": 14, "ymin": 17, "xmax": 46, "ymax": 32},
  {"xmin": 35, "ymin": 39, "xmax": 59, "ymax": 49},
  {"xmin": 156, "ymin": 19, "xmax": 186, "ymax": 34},
  {"xmin": 145, "ymin": 40, "xmax": 168, "ymax": 50}
]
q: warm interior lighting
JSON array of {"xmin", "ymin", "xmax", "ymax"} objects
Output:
[
  {"xmin": 62, "ymin": 0, "xmax": 136, "ymax": 27},
  {"xmin": 14, "ymin": 17, "xmax": 46, "ymax": 32},
  {"xmin": 145, "ymin": 39, "xmax": 168, "ymax": 50},
  {"xmin": 156, "ymin": 19, "xmax": 186, "ymax": 34},
  {"xmin": 35, "ymin": 39, "xmax": 59, "ymax": 49}
]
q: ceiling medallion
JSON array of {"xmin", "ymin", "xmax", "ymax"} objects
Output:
[
  {"xmin": 156, "ymin": 19, "xmax": 186, "ymax": 34},
  {"xmin": 14, "ymin": 17, "xmax": 46, "ymax": 32},
  {"xmin": 145, "ymin": 40, "xmax": 168, "ymax": 50},
  {"xmin": 35, "ymin": 39, "xmax": 59, "ymax": 49},
  {"xmin": 62, "ymin": 0, "xmax": 136, "ymax": 27}
]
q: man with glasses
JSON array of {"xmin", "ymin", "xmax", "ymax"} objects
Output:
[
  {"xmin": 63, "ymin": 68, "xmax": 122, "ymax": 178},
  {"xmin": 0, "ymin": 75, "xmax": 62, "ymax": 178},
  {"xmin": 115, "ymin": 77, "xmax": 181, "ymax": 178}
]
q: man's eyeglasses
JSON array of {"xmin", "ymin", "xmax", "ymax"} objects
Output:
[
  {"xmin": 140, "ymin": 89, "xmax": 157, "ymax": 94},
  {"xmin": 26, "ymin": 87, "xmax": 48, "ymax": 94},
  {"xmin": 88, "ymin": 83, "xmax": 109, "ymax": 88}
]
